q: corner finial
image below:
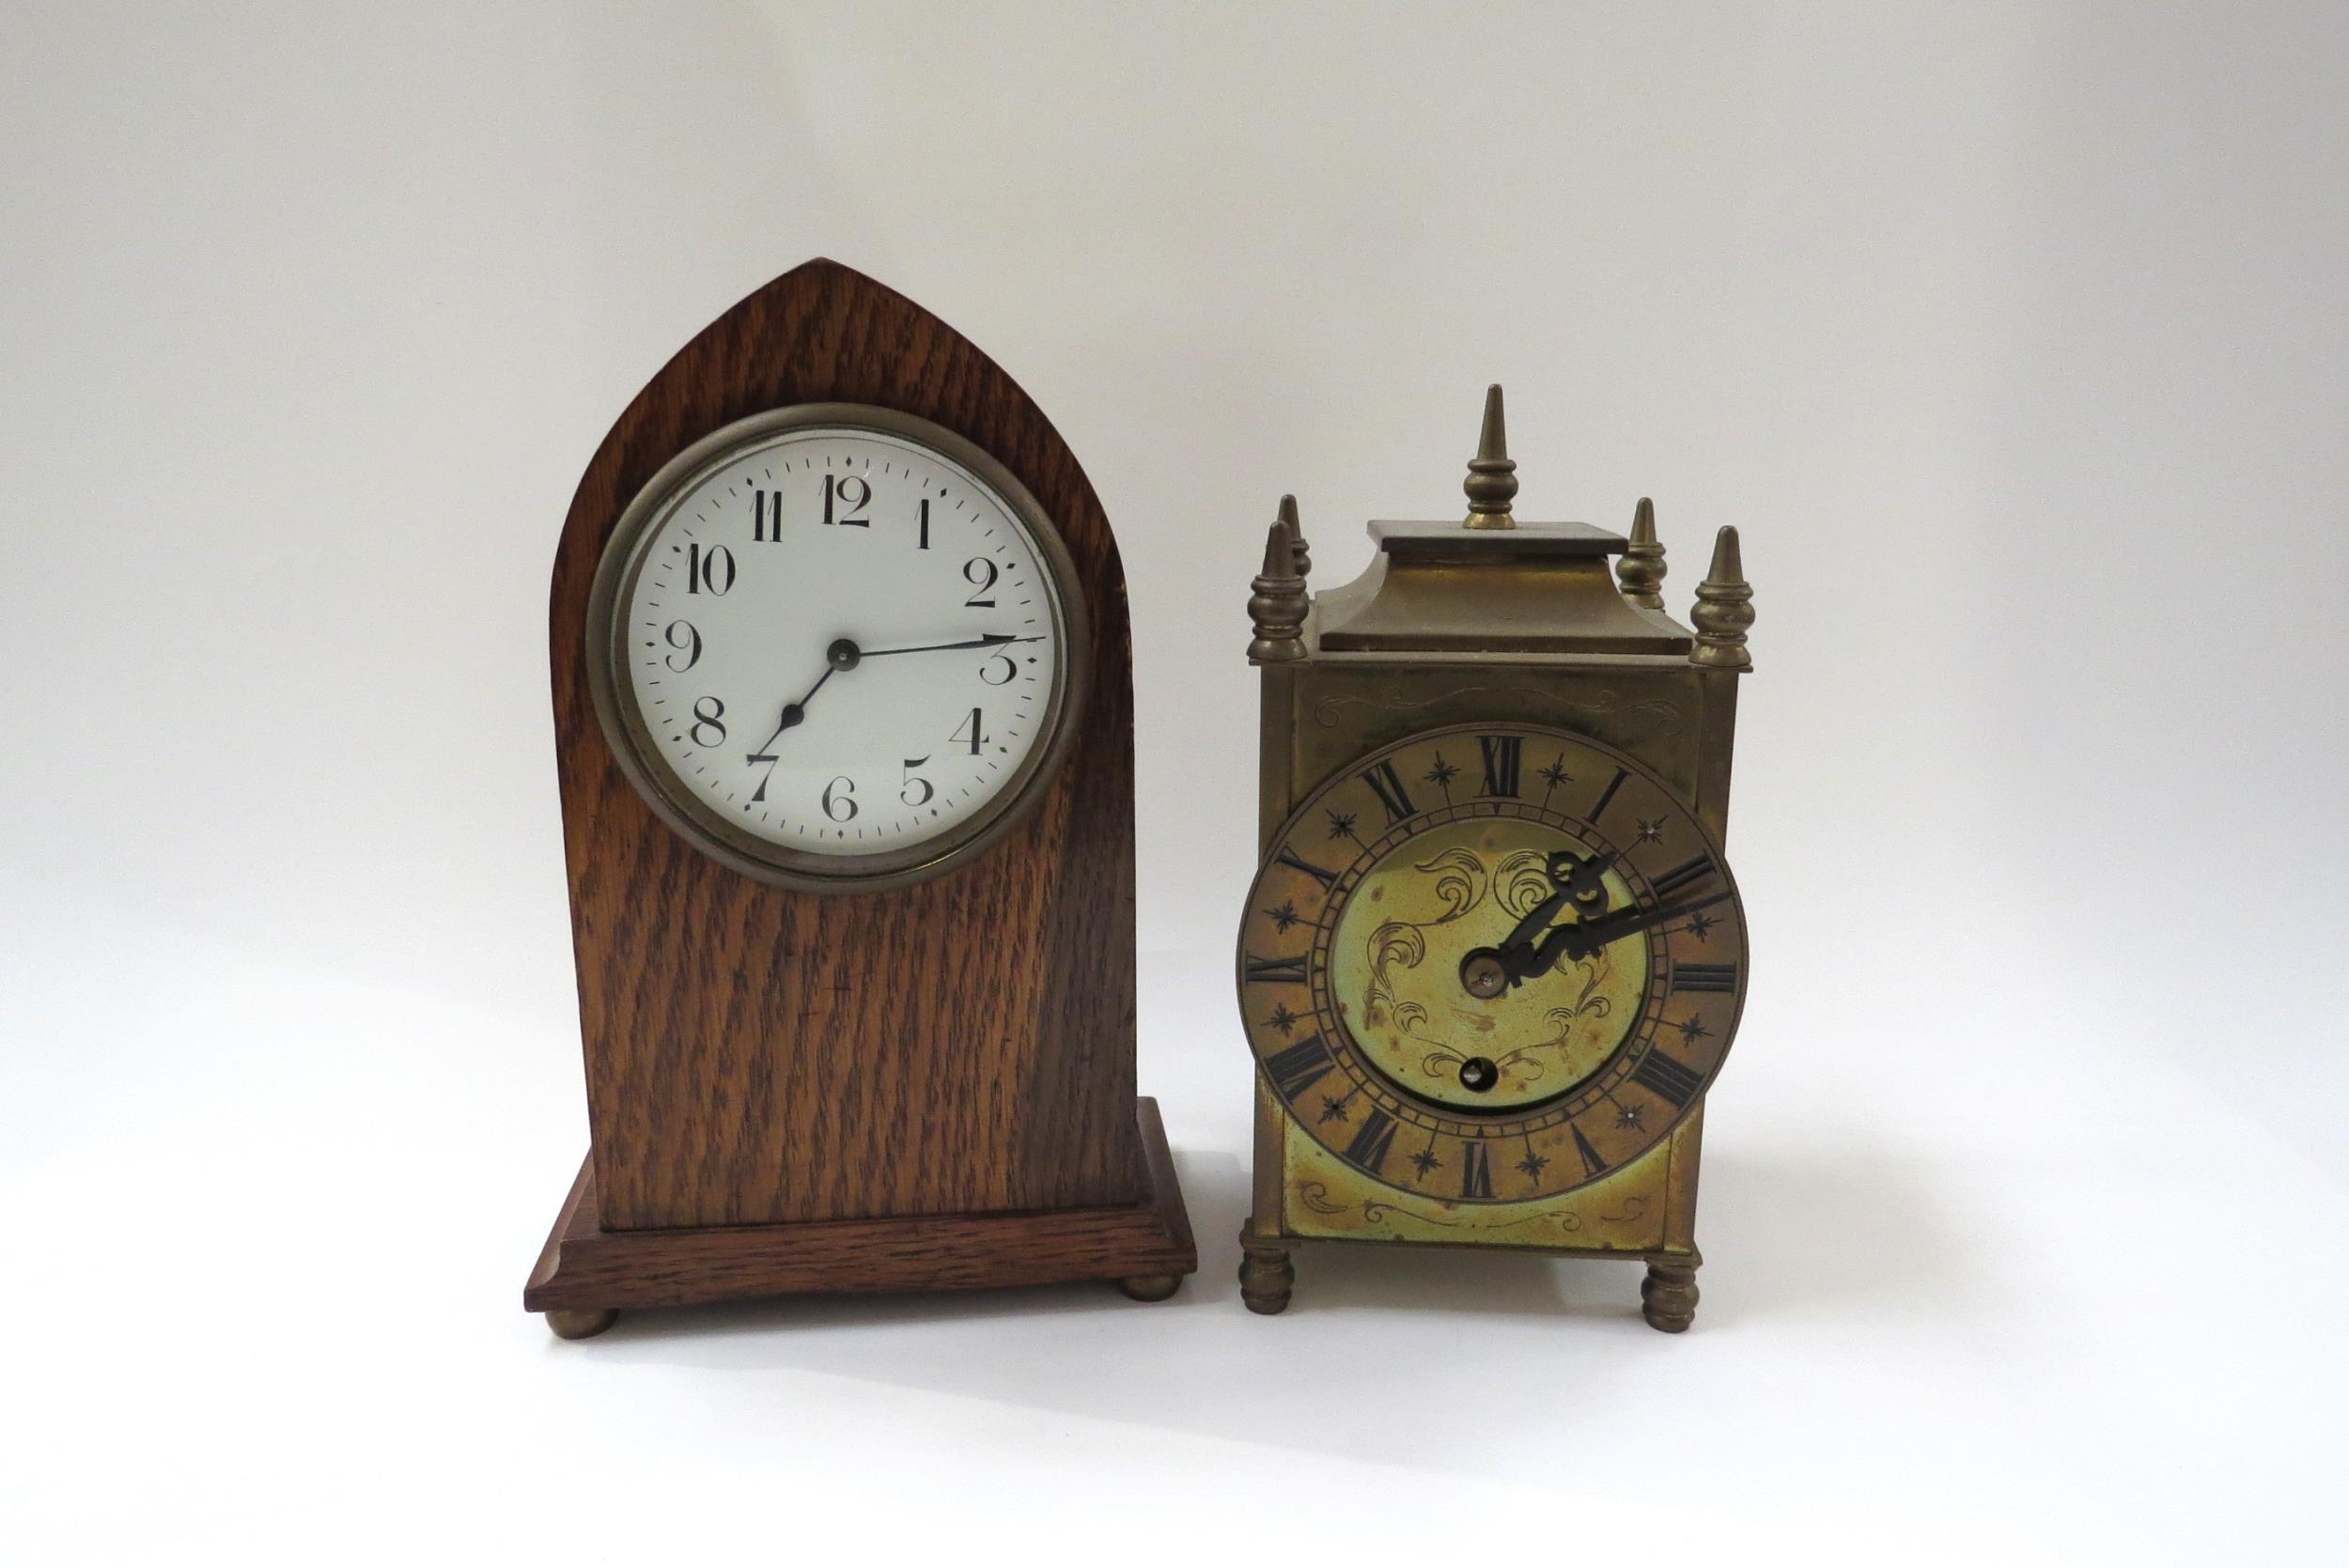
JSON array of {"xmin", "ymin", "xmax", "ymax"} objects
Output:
[
  {"xmin": 1615, "ymin": 496, "xmax": 1667, "ymax": 609},
  {"xmin": 1689, "ymin": 526, "xmax": 1753, "ymax": 669},
  {"xmin": 1462, "ymin": 383, "xmax": 1517, "ymax": 529},
  {"xmin": 1248, "ymin": 503, "xmax": 1308, "ymax": 663},
  {"xmin": 1278, "ymin": 493, "xmax": 1310, "ymax": 579}
]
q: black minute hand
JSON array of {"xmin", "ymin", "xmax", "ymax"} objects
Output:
[
  {"xmin": 1523, "ymin": 892, "xmax": 1732, "ymax": 976},
  {"xmin": 860, "ymin": 633, "xmax": 1040, "ymax": 658}
]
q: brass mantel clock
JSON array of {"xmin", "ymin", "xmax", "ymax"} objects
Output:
[{"xmin": 1235, "ymin": 388, "xmax": 1755, "ymax": 1328}]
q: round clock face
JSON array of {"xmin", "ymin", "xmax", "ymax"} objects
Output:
[
  {"xmin": 1237, "ymin": 722, "xmax": 1747, "ymax": 1203},
  {"xmin": 585, "ymin": 405, "xmax": 1086, "ymax": 890}
]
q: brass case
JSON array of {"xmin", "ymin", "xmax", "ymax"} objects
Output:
[{"xmin": 1237, "ymin": 389, "xmax": 1751, "ymax": 1322}]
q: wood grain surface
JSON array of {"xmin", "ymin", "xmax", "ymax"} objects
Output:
[
  {"xmin": 547, "ymin": 259, "xmax": 1143, "ymax": 1232},
  {"xmin": 524, "ymin": 1100, "xmax": 1196, "ymax": 1310}
]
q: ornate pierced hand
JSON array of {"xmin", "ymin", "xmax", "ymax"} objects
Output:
[
  {"xmin": 1519, "ymin": 891, "xmax": 1727, "ymax": 975},
  {"xmin": 1458, "ymin": 846, "xmax": 1621, "ymax": 998}
]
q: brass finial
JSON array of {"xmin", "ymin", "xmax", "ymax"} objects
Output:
[
  {"xmin": 1248, "ymin": 505, "xmax": 1308, "ymax": 663},
  {"xmin": 1462, "ymin": 383, "xmax": 1517, "ymax": 529},
  {"xmin": 1689, "ymin": 525, "xmax": 1753, "ymax": 669},
  {"xmin": 1279, "ymin": 493, "xmax": 1310, "ymax": 579},
  {"xmin": 1615, "ymin": 496, "xmax": 1667, "ymax": 609}
]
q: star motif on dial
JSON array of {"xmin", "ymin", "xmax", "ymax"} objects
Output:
[
  {"xmin": 1614, "ymin": 1103, "xmax": 1646, "ymax": 1131},
  {"xmin": 1317, "ymin": 1095, "xmax": 1351, "ymax": 1125},
  {"xmin": 1265, "ymin": 1003, "xmax": 1299, "ymax": 1035},
  {"xmin": 1683, "ymin": 908, "xmax": 1719, "ymax": 941},
  {"xmin": 1515, "ymin": 1150, "xmax": 1550, "ymax": 1180},
  {"xmin": 1636, "ymin": 816, "xmax": 1666, "ymax": 844},
  {"xmin": 1265, "ymin": 899, "xmax": 1301, "ymax": 933},
  {"xmin": 1672, "ymin": 1013, "xmax": 1710, "ymax": 1044},
  {"xmin": 1325, "ymin": 810, "xmax": 1359, "ymax": 843},
  {"xmin": 1423, "ymin": 753, "xmax": 1460, "ymax": 788},
  {"xmin": 1538, "ymin": 755, "xmax": 1572, "ymax": 791},
  {"xmin": 1408, "ymin": 1147, "xmax": 1443, "ymax": 1176}
]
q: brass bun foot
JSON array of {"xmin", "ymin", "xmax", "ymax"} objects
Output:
[
  {"xmin": 1116, "ymin": 1274, "xmax": 1182, "ymax": 1303},
  {"xmin": 1641, "ymin": 1263, "xmax": 1699, "ymax": 1333},
  {"xmin": 1238, "ymin": 1224, "xmax": 1295, "ymax": 1315},
  {"xmin": 545, "ymin": 1307, "xmax": 619, "ymax": 1341}
]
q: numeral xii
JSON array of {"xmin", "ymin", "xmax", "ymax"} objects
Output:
[{"xmin": 1478, "ymin": 735, "xmax": 1522, "ymax": 798}]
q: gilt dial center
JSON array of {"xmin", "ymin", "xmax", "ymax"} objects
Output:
[{"xmin": 1329, "ymin": 815, "xmax": 1649, "ymax": 1112}]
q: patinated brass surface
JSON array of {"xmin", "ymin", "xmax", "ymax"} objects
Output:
[
  {"xmin": 1690, "ymin": 525, "xmax": 1753, "ymax": 670},
  {"xmin": 1237, "ymin": 383, "xmax": 1751, "ymax": 1322},
  {"xmin": 1615, "ymin": 497, "xmax": 1667, "ymax": 609},
  {"xmin": 1315, "ymin": 531, "xmax": 1687, "ymax": 655},
  {"xmin": 1277, "ymin": 1110, "xmax": 1699, "ymax": 1252},
  {"xmin": 1462, "ymin": 383, "xmax": 1519, "ymax": 529}
]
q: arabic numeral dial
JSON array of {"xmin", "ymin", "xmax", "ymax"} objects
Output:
[{"xmin": 600, "ymin": 413, "xmax": 1077, "ymax": 883}]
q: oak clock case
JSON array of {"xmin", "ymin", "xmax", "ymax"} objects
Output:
[
  {"xmin": 1236, "ymin": 387, "xmax": 1756, "ymax": 1329},
  {"xmin": 525, "ymin": 259, "xmax": 1196, "ymax": 1340}
]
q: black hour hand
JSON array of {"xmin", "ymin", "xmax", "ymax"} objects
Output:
[{"xmin": 1458, "ymin": 846, "xmax": 1619, "ymax": 999}]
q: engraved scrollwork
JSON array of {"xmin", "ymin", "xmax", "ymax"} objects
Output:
[
  {"xmin": 1312, "ymin": 687, "xmax": 1683, "ymax": 736},
  {"xmin": 1363, "ymin": 840, "xmax": 1625, "ymax": 1086},
  {"xmin": 1597, "ymin": 1196, "xmax": 1650, "ymax": 1225},
  {"xmin": 1304, "ymin": 1178, "xmax": 1554, "ymax": 1233},
  {"xmin": 1417, "ymin": 846, "xmax": 1486, "ymax": 923},
  {"xmin": 1493, "ymin": 849, "xmax": 1553, "ymax": 921},
  {"xmin": 1359, "ymin": 1197, "xmax": 1548, "ymax": 1231},
  {"xmin": 1298, "ymin": 1182, "xmax": 1347, "ymax": 1216},
  {"xmin": 1367, "ymin": 846, "xmax": 1496, "ymax": 1069},
  {"xmin": 1487, "ymin": 1047, "xmax": 1548, "ymax": 1081}
]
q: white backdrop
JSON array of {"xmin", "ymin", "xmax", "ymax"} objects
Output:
[{"xmin": 5, "ymin": 5, "xmax": 2344, "ymax": 1563}]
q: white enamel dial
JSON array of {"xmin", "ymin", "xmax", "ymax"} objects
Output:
[{"xmin": 592, "ymin": 409, "xmax": 1081, "ymax": 888}]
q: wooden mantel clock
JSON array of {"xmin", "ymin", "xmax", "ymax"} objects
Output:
[
  {"xmin": 1235, "ymin": 387, "xmax": 1755, "ymax": 1328},
  {"xmin": 524, "ymin": 258, "xmax": 1196, "ymax": 1338}
]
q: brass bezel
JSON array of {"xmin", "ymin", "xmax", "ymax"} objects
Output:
[{"xmin": 583, "ymin": 403, "xmax": 1090, "ymax": 894}]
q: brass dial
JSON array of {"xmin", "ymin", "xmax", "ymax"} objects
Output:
[{"xmin": 1237, "ymin": 722, "xmax": 1748, "ymax": 1203}]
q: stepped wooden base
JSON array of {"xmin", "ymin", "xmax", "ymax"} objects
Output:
[{"xmin": 526, "ymin": 1098, "xmax": 1196, "ymax": 1336}]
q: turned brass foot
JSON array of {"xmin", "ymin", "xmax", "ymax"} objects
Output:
[
  {"xmin": 545, "ymin": 1307, "xmax": 619, "ymax": 1341},
  {"xmin": 1116, "ymin": 1274, "xmax": 1182, "ymax": 1302},
  {"xmin": 1641, "ymin": 1263, "xmax": 1700, "ymax": 1333},
  {"xmin": 1238, "ymin": 1223, "xmax": 1295, "ymax": 1315}
]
